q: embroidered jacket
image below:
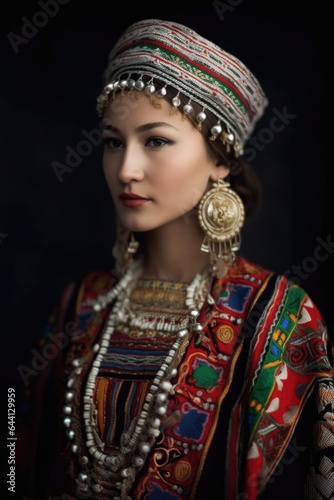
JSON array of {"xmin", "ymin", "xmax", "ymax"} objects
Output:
[{"xmin": 16, "ymin": 257, "xmax": 334, "ymax": 499}]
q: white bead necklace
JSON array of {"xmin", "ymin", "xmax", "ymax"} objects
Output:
[{"xmin": 69, "ymin": 259, "xmax": 211, "ymax": 500}]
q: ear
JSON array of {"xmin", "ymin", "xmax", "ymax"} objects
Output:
[{"xmin": 209, "ymin": 162, "xmax": 230, "ymax": 182}]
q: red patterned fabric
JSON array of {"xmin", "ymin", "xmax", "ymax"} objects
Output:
[{"xmin": 16, "ymin": 257, "xmax": 334, "ymax": 499}]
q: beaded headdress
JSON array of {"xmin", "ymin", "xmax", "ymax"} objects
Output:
[{"xmin": 96, "ymin": 19, "xmax": 268, "ymax": 157}]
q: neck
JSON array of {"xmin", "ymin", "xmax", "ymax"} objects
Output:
[{"xmin": 141, "ymin": 218, "xmax": 211, "ymax": 282}]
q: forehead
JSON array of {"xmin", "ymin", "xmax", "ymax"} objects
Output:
[{"xmin": 102, "ymin": 92, "xmax": 189, "ymax": 130}]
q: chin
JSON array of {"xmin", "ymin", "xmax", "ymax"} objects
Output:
[{"xmin": 117, "ymin": 217, "xmax": 153, "ymax": 233}]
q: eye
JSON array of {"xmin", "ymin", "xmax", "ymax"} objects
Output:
[
  {"xmin": 145, "ymin": 137, "xmax": 171, "ymax": 147},
  {"xmin": 103, "ymin": 137, "xmax": 124, "ymax": 149}
]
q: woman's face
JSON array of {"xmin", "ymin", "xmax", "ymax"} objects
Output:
[{"xmin": 102, "ymin": 92, "xmax": 228, "ymax": 233}]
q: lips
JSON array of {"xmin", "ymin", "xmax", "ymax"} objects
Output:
[{"xmin": 119, "ymin": 192, "xmax": 150, "ymax": 208}]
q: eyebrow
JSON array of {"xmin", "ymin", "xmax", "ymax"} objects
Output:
[{"xmin": 101, "ymin": 121, "xmax": 177, "ymax": 133}]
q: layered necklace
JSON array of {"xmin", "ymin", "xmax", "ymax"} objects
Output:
[{"xmin": 65, "ymin": 258, "xmax": 212, "ymax": 499}]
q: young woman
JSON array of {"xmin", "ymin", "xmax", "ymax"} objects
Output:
[{"xmin": 17, "ymin": 18, "xmax": 334, "ymax": 499}]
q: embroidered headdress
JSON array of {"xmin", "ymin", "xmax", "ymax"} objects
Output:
[{"xmin": 97, "ymin": 19, "xmax": 268, "ymax": 157}]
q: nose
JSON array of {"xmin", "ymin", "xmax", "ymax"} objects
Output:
[{"xmin": 118, "ymin": 144, "xmax": 145, "ymax": 184}]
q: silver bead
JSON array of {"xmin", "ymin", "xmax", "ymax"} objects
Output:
[
  {"xmin": 225, "ymin": 132, "xmax": 235, "ymax": 143},
  {"xmin": 157, "ymin": 86, "xmax": 167, "ymax": 97},
  {"xmin": 71, "ymin": 443, "xmax": 78, "ymax": 453},
  {"xmin": 120, "ymin": 79, "xmax": 128, "ymax": 89},
  {"xmin": 63, "ymin": 417, "xmax": 71, "ymax": 427},
  {"xmin": 104, "ymin": 83, "xmax": 114, "ymax": 92},
  {"xmin": 63, "ymin": 405, "xmax": 72, "ymax": 415},
  {"xmin": 172, "ymin": 96, "xmax": 181, "ymax": 107},
  {"xmin": 66, "ymin": 429, "xmax": 75, "ymax": 439},
  {"xmin": 138, "ymin": 442, "xmax": 150, "ymax": 454},
  {"xmin": 150, "ymin": 417, "xmax": 161, "ymax": 428},
  {"xmin": 156, "ymin": 405, "xmax": 167, "ymax": 416},
  {"xmin": 120, "ymin": 468, "xmax": 130, "ymax": 478},
  {"xmin": 197, "ymin": 111, "xmax": 206, "ymax": 122},
  {"xmin": 127, "ymin": 78, "xmax": 136, "ymax": 89},
  {"xmin": 67, "ymin": 377, "xmax": 74, "ymax": 388},
  {"xmin": 178, "ymin": 328, "xmax": 188, "ymax": 338},
  {"xmin": 65, "ymin": 391, "xmax": 74, "ymax": 401},
  {"xmin": 211, "ymin": 124, "xmax": 222, "ymax": 136},
  {"xmin": 190, "ymin": 309, "xmax": 199, "ymax": 318},
  {"xmin": 145, "ymin": 84, "xmax": 155, "ymax": 95},
  {"xmin": 78, "ymin": 471, "xmax": 89, "ymax": 482},
  {"xmin": 93, "ymin": 302, "xmax": 102, "ymax": 312},
  {"xmin": 195, "ymin": 323, "xmax": 203, "ymax": 332},
  {"xmin": 133, "ymin": 456, "xmax": 144, "ymax": 467},
  {"xmin": 183, "ymin": 103, "xmax": 193, "ymax": 114},
  {"xmin": 148, "ymin": 427, "xmax": 160, "ymax": 437},
  {"xmin": 157, "ymin": 393, "xmax": 167, "ymax": 403},
  {"xmin": 160, "ymin": 380, "xmax": 172, "ymax": 392},
  {"xmin": 135, "ymin": 80, "xmax": 145, "ymax": 90},
  {"xmin": 72, "ymin": 358, "xmax": 80, "ymax": 367}
]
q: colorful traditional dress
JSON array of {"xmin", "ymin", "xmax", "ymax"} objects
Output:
[{"xmin": 17, "ymin": 257, "xmax": 334, "ymax": 499}]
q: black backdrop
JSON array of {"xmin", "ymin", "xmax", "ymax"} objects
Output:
[{"xmin": 0, "ymin": 0, "xmax": 331, "ymax": 458}]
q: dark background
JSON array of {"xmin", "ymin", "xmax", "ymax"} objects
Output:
[{"xmin": 0, "ymin": 0, "xmax": 331, "ymax": 473}]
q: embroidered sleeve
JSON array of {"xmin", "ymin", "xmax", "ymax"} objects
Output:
[
  {"xmin": 245, "ymin": 277, "xmax": 334, "ymax": 499},
  {"xmin": 305, "ymin": 381, "xmax": 334, "ymax": 499}
]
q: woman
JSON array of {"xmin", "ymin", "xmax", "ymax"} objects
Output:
[{"xmin": 17, "ymin": 18, "xmax": 334, "ymax": 499}]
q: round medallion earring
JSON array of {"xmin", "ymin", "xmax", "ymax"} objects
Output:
[{"xmin": 197, "ymin": 177, "xmax": 245, "ymax": 277}]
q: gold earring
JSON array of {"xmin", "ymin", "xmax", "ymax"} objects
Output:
[
  {"xmin": 112, "ymin": 217, "xmax": 139, "ymax": 274},
  {"xmin": 198, "ymin": 177, "xmax": 245, "ymax": 277}
]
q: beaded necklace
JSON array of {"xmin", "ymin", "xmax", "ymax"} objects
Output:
[{"xmin": 65, "ymin": 259, "xmax": 212, "ymax": 499}]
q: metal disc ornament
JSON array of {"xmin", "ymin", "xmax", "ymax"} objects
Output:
[{"xmin": 198, "ymin": 178, "xmax": 245, "ymax": 243}]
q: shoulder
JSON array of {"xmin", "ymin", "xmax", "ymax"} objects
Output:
[
  {"xmin": 74, "ymin": 268, "xmax": 119, "ymax": 305},
  {"xmin": 52, "ymin": 268, "xmax": 119, "ymax": 331},
  {"xmin": 236, "ymin": 257, "xmax": 331, "ymax": 355},
  {"xmin": 212, "ymin": 256, "xmax": 328, "ymax": 329},
  {"xmin": 210, "ymin": 256, "xmax": 275, "ymax": 315}
]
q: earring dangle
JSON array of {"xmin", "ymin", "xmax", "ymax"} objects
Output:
[
  {"xmin": 198, "ymin": 177, "xmax": 245, "ymax": 277},
  {"xmin": 112, "ymin": 217, "xmax": 139, "ymax": 274},
  {"xmin": 127, "ymin": 232, "xmax": 139, "ymax": 255}
]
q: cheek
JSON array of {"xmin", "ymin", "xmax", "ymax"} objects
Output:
[
  {"xmin": 167, "ymin": 154, "xmax": 211, "ymax": 198},
  {"xmin": 157, "ymin": 168, "xmax": 208, "ymax": 216}
]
